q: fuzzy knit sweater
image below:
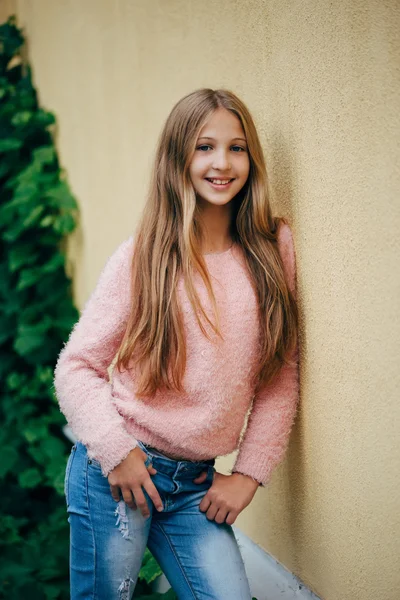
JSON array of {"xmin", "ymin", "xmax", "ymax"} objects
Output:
[{"xmin": 54, "ymin": 222, "xmax": 299, "ymax": 486}]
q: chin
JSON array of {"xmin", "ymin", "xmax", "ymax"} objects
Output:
[
  {"xmin": 195, "ymin": 185, "xmax": 244, "ymax": 206},
  {"xmin": 198, "ymin": 195, "xmax": 236, "ymax": 207}
]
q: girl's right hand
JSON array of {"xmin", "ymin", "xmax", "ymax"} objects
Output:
[{"xmin": 108, "ymin": 447, "xmax": 164, "ymax": 518}]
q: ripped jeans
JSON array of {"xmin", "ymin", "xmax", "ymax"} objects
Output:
[{"xmin": 64, "ymin": 441, "xmax": 252, "ymax": 600}]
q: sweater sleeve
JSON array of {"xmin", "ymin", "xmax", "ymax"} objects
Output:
[
  {"xmin": 231, "ymin": 222, "xmax": 300, "ymax": 486},
  {"xmin": 53, "ymin": 236, "xmax": 138, "ymax": 476}
]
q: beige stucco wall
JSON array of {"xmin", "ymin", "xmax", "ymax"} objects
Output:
[{"xmin": 10, "ymin": 1, "xmax": 400, "ymax": 599}]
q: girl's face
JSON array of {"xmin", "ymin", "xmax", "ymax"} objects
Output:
[{"xmin": 189, "ymin": 107, "xmax": 250, "ymax": 208}]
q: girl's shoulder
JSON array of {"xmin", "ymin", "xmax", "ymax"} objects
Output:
[
  {"xmin": 106, "ymin": 235, "xmax": 135, "ymax": 267},
  {"xmin": 94, "ymin": 235, "xmax": 135, "ymax": 291},
  {"xmin": 275, "ymin": 217, "xmax": 294, "ymax": 249}
]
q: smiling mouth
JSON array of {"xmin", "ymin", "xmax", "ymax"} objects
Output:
[{"xmin": 205, "ymin": 178, "xmax": 235, "ymax": 186}]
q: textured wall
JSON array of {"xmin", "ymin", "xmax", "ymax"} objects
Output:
[
  {"xmin": 13, "ymin": 1, "xmax": 400, "ymax": 599},
  {"xmin": 0, "ymin": 0, "xmax": 16, "ymax": 22}
]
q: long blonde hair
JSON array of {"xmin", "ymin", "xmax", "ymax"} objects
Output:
[{"xmin": 116, "ymin": 88, "xmax": 298, "ymax": 397}]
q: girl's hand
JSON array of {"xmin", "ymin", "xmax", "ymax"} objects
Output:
[
  {"xmin": 108, "ymin": 447, "xmax": 164, "ymax": 518},
  {"xmin": 194, "ymin": 471, "xmax": 259, "ymax": 525}
]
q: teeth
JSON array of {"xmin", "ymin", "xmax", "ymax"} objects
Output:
[{"xmin": 208, "ymin": 179, "xmax": 232, "ymax": 184}]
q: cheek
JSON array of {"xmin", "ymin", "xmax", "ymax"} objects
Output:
[
  {"xmin": 189, "ymin": 168, "xmax": 204, "ymax": 188},
  {"xmin": 241, "ymin": 157, "xmax": 250, "ymax": 178},
  {"xmin": 189, "ymin": 155, "xmax": 209, "ymax": 177}
]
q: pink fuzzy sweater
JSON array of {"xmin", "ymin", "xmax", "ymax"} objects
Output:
[{"xmin": 54, "ymin": 222, "xmax": 299, "ymax": 486}]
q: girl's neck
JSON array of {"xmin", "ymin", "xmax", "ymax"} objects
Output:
[
  {"xmin": 198, "ymin": 202, "xmax": 233, "ymax": 255},
  {"xmin": 202, "ymin": 237, "xmax": 234, "ymax": 255}
]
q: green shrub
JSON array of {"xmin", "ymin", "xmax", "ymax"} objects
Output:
[
  {"xmin": 0, "ymin": 16, "xmax": 172, "ymax": 600},
  {"xmin": 0, "ymin": 15, "xmax": 79, "ymax": 600}
]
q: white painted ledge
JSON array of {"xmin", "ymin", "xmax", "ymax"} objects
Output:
[{"xmin": 153, "ymin": 526, "xmax": 320, "ymax": 599}]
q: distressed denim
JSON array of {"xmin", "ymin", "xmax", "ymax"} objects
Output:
[{"xmin": 65, "ymin": 441, "xmax": 252, "ymax": 600}]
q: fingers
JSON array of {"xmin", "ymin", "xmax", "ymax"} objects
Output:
[
  {"xmin": 121, "ymin": 488, "xmax": 136, "ymax": 510},
  {"xmin": 225, "ymin": 512, "xmax": 237, "ymax": 526},
  {"xmin": 214, "ymin": 507, "xmax": 229, "ymax": 524},
  {"xmin": 205, "ymin": 502, "xmax": 219, "ymax": 521},
  {"xmin": 131, "ymin": 485, "xmax": 151, "ymax": 518},
  {"xmin": 202, "ymin": 499, "xmax": 237, "ymax": 524},
  {"xmin": 199, "ymin": 493, "xmax": 211, "ymax": 513},
  {"xmin": 198, "ymin": 489, "xmax": 238, "ymax": 524},
  {"xmin": 143, "ymin": 478, "xmax": 164, "ymax": 513},
  {"xmin": 193, "ymin": 470, "xmax": 208, "ymax": 484},
  {"xmin": 110, "ymin": 484, "xmax": 120, "ymax": 502}
]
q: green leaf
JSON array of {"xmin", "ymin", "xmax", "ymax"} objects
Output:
[
  {"xmin": 139, "ymin": 548, "xmax": 163, "ymax": 584},
  {"xmin": 53, "ymin": 212, "xmax": 76, "ymax": 234},
  {"xmin": 36, "ymin": 365, "xmax": 54, "ymax": 384},
  {"xmin": 44, "ymin": 181, "xmax": 77, "ymax": 210},
  {"xmin": 0, "ymin": 446, "xmax": 19, "ymax": 478},
  {"xmin": 0, "ymin": 515, "xmax": 29, "ymax": 544},
  {"xmin": 22, "ymin": 204, "xmax": 45, "ymax": 228},
  {"xmin": 0, "ymin": 158, "xmax": 12, "ymax": 178},
  {"xmin": 22, "ymin": 421, "xmax": 49, "ymax": 443},
  {"xmin": 12, "ymin": 181, "xmax": 39, "ymax": 204},
  {"xmin": 19, "ymin": 467, "xmax": 43, "ymax": 488},
  {"xmin": 50, "ymin": 468, "xmax": 66, "ymax": 497},
  {"xmin": 8, "ymin": 245, "xmax": 40, "ymax": 272},
  {"xmin": 33, "ymin": 145, "xmax": 55, "ymax": 165},
  {"xmin": 0, "ymin": 137, "xmax": 23, "ymax": 151},
  {"xmin": 0, "ymin": 314, "xmax": 15, "ymax": 345},
  {"xmin": 42, "ymin": 252, "xmax": 65, "ymax": 273},
  {"xmin": 41, "ymin": 436, "xmax": 65, "ymax": 459},
  {"xmin": 39, "ymin": 214, "xmax": 55, "ymax": 227},
  {"xmin": 16, "ymin": 266, "xmax": 42, "ymax": 290},
  {"xmin": 11, "ymin": 110, "xmax": 32, "ymax": 127},
  {"xmin": 42, "ymin": 584, "xmax": 61, "ymax": 599},
  {"xmin": 6, "ymin": 371, "xmax": 27, "ymax": 390},
  {"xmin": 33, "ymin": 108, "xmax": 56, "ymax": 128},
  {"xmin": 14, "ymin": 319, "xmax": 52, "ymax": 356},
  {"xmin": 2, "ymin": 205, "xmax": 45, "ymax": 241}
]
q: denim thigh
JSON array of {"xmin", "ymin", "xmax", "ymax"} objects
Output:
[
  {"xmin": 138, "ymin": 442, "xmax": 252, "ymax": 600},
  {"xmin": 65, "ymin": 442, "xmax": 251, "ymax": 600},
  {"xmin": 65, "ymin": 442, "xmax": 152, "ymax": 600}
]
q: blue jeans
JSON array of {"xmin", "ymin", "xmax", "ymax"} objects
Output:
[{"xmin": 65, "ymin": 441, "xmax": 252, "ymax": 599}]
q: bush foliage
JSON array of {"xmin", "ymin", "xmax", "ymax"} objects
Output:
[
  {"xmin": 0, "ymin": 15, "xmax": 79, "ymax": 600},
  {"xmin": 0, "ymin": 16, "xmax": 172, "ymax": 600}
]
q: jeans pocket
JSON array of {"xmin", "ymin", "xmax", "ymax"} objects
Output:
[
  {"xmin": 136, "ymin": 440, "xmax": 149, "ymax": 454},
  {"xmin": 64, "ymin": 444, "xmax": 77, "ymax": 504},
  {"xmin": 88, "ymin": 457, "xmax": 102, "ymax": 470},
  {"xmin": 206, "ymin": 465, "xmax": 215, "ymax": 484},
  {"xmin": 136, "ymin": 440, "xmax": 156, "ymax": 468}
]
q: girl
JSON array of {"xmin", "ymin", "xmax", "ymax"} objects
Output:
[{"xmin": 54, "ymin": 88, "xmax": 299, "ymax": 600}]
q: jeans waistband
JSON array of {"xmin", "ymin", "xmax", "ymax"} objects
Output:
[{"xmin": 137, "ymin": 440, "xmax": 215, "ymax": 471}]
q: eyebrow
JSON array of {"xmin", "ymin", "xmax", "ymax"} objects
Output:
[{"xmin": 197, "ymin": 136, "xmax": 247, "ymax": 143}]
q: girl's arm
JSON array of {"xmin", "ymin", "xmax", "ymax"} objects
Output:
[
  {"xmin": 232, "ymin": 222, "xmax": 300, "ymax": 487},
  {"xmin": 53, "ymin": 237, "xmax": 138, "ymax": 476}
]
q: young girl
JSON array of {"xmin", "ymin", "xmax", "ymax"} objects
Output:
[{"xmin": 54, "ymin": 88, "xmax": 299, "ymax": 600}]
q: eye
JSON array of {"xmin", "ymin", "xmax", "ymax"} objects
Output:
[{"xmin": 196, "ymin": 144, "xmax": 247, "ymax": 152}]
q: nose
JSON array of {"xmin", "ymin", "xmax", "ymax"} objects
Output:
[{"xmin": 212, "ymin": 149, "xmax": 231, "ymax": 170}]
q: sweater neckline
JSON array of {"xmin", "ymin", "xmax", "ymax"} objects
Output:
[{"xmin": 203, "ymin": 242, "xmax": 235, "ymax": 257}]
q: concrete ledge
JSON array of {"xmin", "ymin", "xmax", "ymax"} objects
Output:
[
  {"xmin": 153, "ymin": 526, "xmax": 320, "ymax": 599},
  {"xmin": 233, "ymin": 527, "xmax": 320, "ymax": 600}
]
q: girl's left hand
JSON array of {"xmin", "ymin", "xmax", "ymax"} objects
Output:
[{"xmin": 194, "ymin": 470, "xmax": 259, "ymax": 525}]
